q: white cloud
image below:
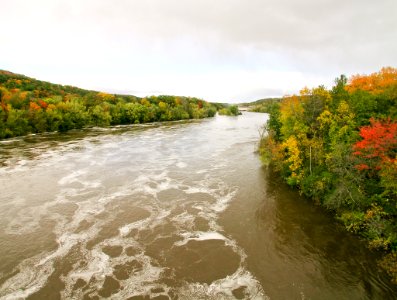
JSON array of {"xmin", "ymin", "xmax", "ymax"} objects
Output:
[{"xmin": 0, "ymin": 0, "xmax": 396, "ymax": 102}]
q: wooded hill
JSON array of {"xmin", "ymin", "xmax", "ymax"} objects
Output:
[
  {"xmin": 239, "ymin": 97, "xmax": 282, "ymax": 113},
  {"xmin": 0, "ymin": 70, "xmax": 217, "ymax": 139}
]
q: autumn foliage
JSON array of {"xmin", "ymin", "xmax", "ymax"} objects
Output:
[
  {"xmin": 353, "ymin": 118, "xmax": 397, "ymax": 170},
  {"xmin": 346, "ymin": 67, "xmax": 397, "ymax": 94},
  {"xmin": 29, "ymin": 101, "xmax": 41, "ymax": 111},
  {"xmin": 0, "ymin": 70, "xmax": 217, "ymax": 139},
  {"xmin": 259, "ymin": 67, "xmax": 397, "ymax": 282}
]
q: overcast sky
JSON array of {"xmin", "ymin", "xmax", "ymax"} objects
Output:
[{"xmin": 1, "ymin": 0, "xmax": 396, "ymax": 103}]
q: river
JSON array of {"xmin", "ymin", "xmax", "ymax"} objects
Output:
[{"xmin": 0, "ymin": 112, "xmax": 396, "ymax": 299}]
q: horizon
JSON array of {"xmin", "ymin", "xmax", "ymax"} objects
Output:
[{"xmin": 1, "ymin": 68, "xmax": 285, "ymax": 104}]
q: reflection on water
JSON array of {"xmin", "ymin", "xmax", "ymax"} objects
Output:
[
  {"xmin": 253, "ymin": 171, "xmax": 394, "ymax": 299},
  {"xmin": 0, "ymin": 113, "xmax": 395, "ymax": 299}
]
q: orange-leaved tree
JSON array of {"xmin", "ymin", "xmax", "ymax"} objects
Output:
[
  {"xmin": 353, "ymin": 118, "xmax": 397, "ymax": 171},
  {"xmin": 346, "ymin": 67, "xmax": 397, "ymax": 94}
]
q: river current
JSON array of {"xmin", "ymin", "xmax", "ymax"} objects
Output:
[{"xmin": 0, "ymin": 112, "xmax": 396, "ymax": 299}]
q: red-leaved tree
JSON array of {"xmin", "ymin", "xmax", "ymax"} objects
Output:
[{"xmin": 353, "ymin": 118, "xmax": 397, "ymax": 171}]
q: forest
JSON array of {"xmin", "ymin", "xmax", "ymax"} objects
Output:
[
  {"xmin": 259, "ymin": 67, "xmax": 397, "ymax": 282},
  {"xmin": 0, "ymin": 70, "xmax": 218, "ymax": 139}
]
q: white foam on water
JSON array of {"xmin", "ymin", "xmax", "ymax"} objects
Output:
[
  {"xmin": 119, "ymin": 221, "xmax": 143, "ymax": 237},
  {"xmin": 1, "ymin": 176, "xmax": 243, "ymax": 299},
  {"xmin": 55, "ymin": 172, "xmax": 175, "ymax": 297},
  {"xmin": 0, "ymin": 252, "xmax": 55, "ymax": 299},
  {"xmin": 58, "ymin": 170, "xmax": 87, "ymax": 185},
  {"xmin": 120, "ymin": 206, "xmax": 171, "ymax": 240},
  {"xmin": 176, "ymin": 267, "xmax": 268, "ymax": 300},
  {"xmin": 210, "ymin": 190, "xmax": 237, "ymax": 213},
  {"xmin": 68, "ymin": 247, "xmax": 112, "ymax": 283},
  {"xmin": 1, "ymin": 133, "xmax": 84, "ymax": 178},
  {"xmin": 128, "ymin": 172, "xmax": 186, "ymax": 203},
  {"xmin": 61, "ymin": 218, "xmax": 166, "ymax": 299},
  {"xmin": 171, "ymin": 176, "xmax": 252, "ymax": 276},
  {"xmin": 57, "ymin": 169, "xmax": 248, "ymax": 299},
  {"xmin": 171, "ymin": 211, "xmax": 195, "ymax": 231},
  {"xmin": 38, "ymin": 232, "xmax": 87, "ymax": 267},
  {"xmin": 0, "ymin": 176, "xmax": 142, "ymax": 298},
  {"xmin": 174, "ymin": 231, "xmax": 228, "ymax": 246},
  {"xmin": 3, "ymin": 167, "xmax": 103, "ymax": 236},
  {"xmin": 0, "ymin": 119, "xmax": 270, "ymax": 299},
  {"xmin": 176, "ymin": 161, "xmax": 187, "ymax": 168},
  {"xmin": 184, "ymin": 179, "xmax": 238, "ymax": 215},
  {"xmin": 0, "ymin": 202, "xmax": 110, "ymax": 298},
  {"xmin": 110, "ymin": 255, "xmax": 164, "ymax": 299}
]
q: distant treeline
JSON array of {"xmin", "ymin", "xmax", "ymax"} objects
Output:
[
  {"xmin": 259, "ymin": 67, "xmax": 397, "ymax": 283},
  {"xmin": 241, "ymin": 98, "xmax": 282, "ymax": 113},
  {"xmin": 0, "ymin": 71, "xmax": 218, "ymax": 139}
]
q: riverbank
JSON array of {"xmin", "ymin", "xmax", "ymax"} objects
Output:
[
  {"xmin": 0, "ymin": 70, "xmax": 218, "ymax": 139},
  {"xmin": 258, "ymin": 67, "xmax": 397, "ymax": 284}
]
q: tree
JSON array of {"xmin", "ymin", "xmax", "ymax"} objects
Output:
[
  {"xmin": 346, "ymin": 67, "xmax": 397, "ymax": 94},
  {"xmin": 353, "ymin": 118, "xmax": 397, "ymax": 171},
  {"xmin": 90, "ymin": 105, "xmax": 112, "ymax": 126}
]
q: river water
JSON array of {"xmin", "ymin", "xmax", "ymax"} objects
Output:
[{"xmin": 0, "ymin": 112, "xmax": 396, "ymax": 299}]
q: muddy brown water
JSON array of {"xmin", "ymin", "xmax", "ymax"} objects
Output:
[{"xmin": 0, "ymin": 112, "xmax": 396, "ymax": 299}]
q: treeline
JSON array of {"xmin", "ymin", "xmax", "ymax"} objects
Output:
[
  {"xmin": 260, "ymin": 67, "xmax": 397, "ymax": 282},
  {"xmin": 245, "ymin": 98, "xmax": 282, "ymax": 113},
  {"xmin": 218, "ymin": 104, "xmax": 241, "ymax": 116},
  {"xmin": 0, "ymin": 70, "xmax": 217, "ymax": 139}
]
